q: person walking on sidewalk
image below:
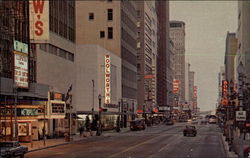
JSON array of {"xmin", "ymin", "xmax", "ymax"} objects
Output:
[
  {"xmin": 79, "ymin": 126, "xmax": 84, "ymax": 137},
  {"xmin": 85, "ymin": 116, "xmax": 91, "ymax": 135}
]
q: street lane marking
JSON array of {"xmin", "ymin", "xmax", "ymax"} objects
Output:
[{"xmin": 107, "ymin": 134, "xmax": 170, "ymax": 158}]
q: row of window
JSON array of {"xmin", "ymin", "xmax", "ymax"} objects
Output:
[
  {"xmin": 39, "ymin": 44, "xmax": 74, "ymax": 62},
  {"xmin": 121, "ymin": 28, "xmax": 137, "ymax": 49},
  {"xmin": 99, "ymin": 27, "xmax": 113, "ymax": 39},
  {"xmin": 121, "ymin": 10, "xmax": 137, "ymax": 33},
  {"xmin": 49, "ymin": 0, "xmax": 75, "ymax": 42},
  {"xmin": 89, "ymin": 8, "xmax": 113, "ymax": 21},
  {"xmin": 122, "ymin": 66, "xmax": 137, "ymax": 82},
  {"xmin": 121, "ymin": 46, "xmax": 137, "ymax": 66}
]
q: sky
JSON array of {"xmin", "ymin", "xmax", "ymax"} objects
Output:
[{"xmin": 170, "ymin": 1, "xmax": 238, "ymax": 111}]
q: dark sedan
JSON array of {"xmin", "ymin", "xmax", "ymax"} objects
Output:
[
  {"xmin": 130, "ymin": 119, "xmax": 146, "ymax": 131},
  {"xmin": 0, "ymin": 141, "xmax": 28, "ymax": 158},
  {"xmin": 183, "ymin": 126, "xmax": 197, "ymax": 137}
]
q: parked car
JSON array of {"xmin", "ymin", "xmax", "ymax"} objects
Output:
[
  {"xmin": 0, "ymin": 141, "xmax": 28, "ymax": 158},
  {"xmin": 165, "ymin": 119, "xmax": 174, "ymax": 125},
  {"xmin": 183, "ymin": 126, "xmax": 197, "ymax": 137},
  {"xmin": 130, "ymin": 119, "xmax": 146, "ymax": 131}
]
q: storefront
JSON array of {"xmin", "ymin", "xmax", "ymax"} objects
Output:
[
  {"xmin": 47, "ymin": 92, "xmax": 68, "ymax": 138},
  {"xmin": 0, "ymin": 105, "xmax": 40, "ymax": 142}
]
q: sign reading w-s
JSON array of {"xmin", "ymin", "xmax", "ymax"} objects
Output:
[{"xmin": 29, "ymin": 0, "xmax": 49, "ymax": 41}]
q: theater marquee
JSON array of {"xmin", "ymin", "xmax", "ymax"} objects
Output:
[{"xmin": 105, "ymin": 55, "xmax": 111, "ymax": 104}]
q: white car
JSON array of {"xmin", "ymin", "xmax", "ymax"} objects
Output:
[{"xmin": 208, "ymin": 118, "xmax": 217, "ymax": 124}]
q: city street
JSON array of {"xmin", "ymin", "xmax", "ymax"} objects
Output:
[{"xmin": 26, "ymin": 123, "xmax": 226, "ymax": 158}]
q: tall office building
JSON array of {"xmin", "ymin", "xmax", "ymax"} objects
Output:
[
  {"xmin": 237, "ymin": 1, "xmax": 250, "ymax": 83},
  {"xmin": 136, "ymin": 1, "xmax": 158, "ymax": 114},
  {"xmin": 30, "ymin": 0, "xmax": 76, "ymax": 138},
  {"xmin": 167, "ymin": 39, "xmax": 175, "ymax": 108},
  {"xmin": 189, "ymin": 71, "xmax": 195, "ymax": 111},
  {"xmin": 76, "ymin": 1, "xmax": 138, "ymax": 126},
  {"xmin": 225, "ymin": 32, "xmax": 237, "ymax": 83},
  {"xmin": 156, "ymin": 0, "xmax": 169, "ymax": 108},
  {"xmin": 170, "ymin": 21, "xmax": 185, "ymax": 106}
]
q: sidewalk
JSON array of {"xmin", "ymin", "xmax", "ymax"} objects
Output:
[
  {"xmin": 220, "ymin": 134, "xmax": 238, "ymax": 158},
  {"xmin": 21, "ymin": 128, "xmax": 131, "ymax": 152}
]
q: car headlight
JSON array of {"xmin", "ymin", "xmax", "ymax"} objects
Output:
[{"xmin": 5, "ymin": 151, "xmax": 10, "ymax": 155}]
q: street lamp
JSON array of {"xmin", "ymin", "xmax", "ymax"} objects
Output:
[
  {"xmin": 97, "ymin": 94, "xmax": 102, "ymax": 136},
  {"xmin": 91, "ymin": 80, "xmax": 95, "ymax": 118}
]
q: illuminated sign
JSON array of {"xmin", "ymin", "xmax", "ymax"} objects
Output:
[
  {"xmin": 193, "ymin": 86, "xmax": 197, "ymax": 99},
  {"xmin": 50, "ymin": 92, "xmax": 64, "ymax": 101},
  {"xmin": 19, "ymin": 109, "xmax": 38, "ymax": 116},
  {"xmin": 222, "ymin": 80, "xmax": 228, "ymax": 98},
  {"xmin": 29, "ymin": 0, "xmax": 49, "ymax": 40},
  {"xmin": 173, "ymin": 79, "xmax": 180, "ymax": 94},
  {"xmin": 14, "ymin": 51, "xmax": 28, "ymax": 88},
  {"xmin": 52, "ymin": 103, "xmax": 65, "ymax": 114},
  {"xmin": 105, "ymin": 55, "xmax": 111, "ymax": 104}
]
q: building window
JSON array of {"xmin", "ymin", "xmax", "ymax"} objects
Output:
[
  {"xmin": 59, "ymin": 49, "xmax": 67, "ymax": 59},
  {"xmin": 100, "ymin": 31, "xmax": 105, "ymax": 38},
  {"xmin": 108, "ymin": 27, "xmax": 113, "ymax": 39},
  {"xmin": 107, "ymin": 9, "xmax": 113, "ymax": 21},
  {"xmin": 40, "ymin": 44, "xmax": 47, "ymax": 52},
  {"xmin": 49, "ymin": 44, "xmax": 57, "ymax": 55},
  {"xmin": 89, "ymin": 12, "xmax": 94, "ymax": 20},
  {"xmin": 68, "ymin": 53, "xmax": 74, "ymax": 62}
]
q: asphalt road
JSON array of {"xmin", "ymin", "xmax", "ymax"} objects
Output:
[{"xmin": 26, "ymin": 123, "xmax": 226, "ymax": 158}]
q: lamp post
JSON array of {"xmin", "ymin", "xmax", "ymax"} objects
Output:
[
  {"xmin": 97, "ymin": 94, "xmax": 102, "ymax": 136},
  {"xmin": 13, "ymin": 83, "xmax": 18, "ymax": 141},
  {"xmin": 237, "ymin": 61, "xmax": 245, "ymax": 158},
  {"xmin": 91, "ymin": 80, "xmax": 95, "ymax": 118}
]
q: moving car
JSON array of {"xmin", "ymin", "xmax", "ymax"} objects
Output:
[
  {"xmin": 130, "ymin": 119, "xmax": 146, "ymax": 131},
  {"xmin": 165, "ymin": 119, "xmax": 174, "ymax": 125},
  {"xmin": 200, "ymin": 119, "xmax": 208, "ymax": 125},
  {"xmin": 208, "ymin": 115, "xmax": 217, "ymax": 124},
  {"xmin": 183, "ymin": 126, "xmax": 197, "ymax": 137},
  {"xmin": 0, "ymin": 141, "xmax": 28, "ymax": 158}
]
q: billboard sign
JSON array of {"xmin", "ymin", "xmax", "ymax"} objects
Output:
[
  {"xmin": 14, "ymin": 51, "xmax": 28, "ymax": 88},
  {"xmin": 105, "ymin": 55, "xmax": 111, "ymax": 104},
  {"xmin": 222, "ymin": 80, "xmax": 228, "ymax": 98},
  {"xmin": 29, "ymin": 0, "xmax": 49, "ymax": 41},
  {"xmin": 173, "ymin": 79, "xmax": 180, "ymax": 94}
]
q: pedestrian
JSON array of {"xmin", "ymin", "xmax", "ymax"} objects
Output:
[{"xmin": 79, "ymin": 126, "xmax": 84, "ymax": 137}]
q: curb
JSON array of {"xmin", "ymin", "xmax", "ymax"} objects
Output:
[
  {"xmin": 220, "ymin": 134, "xmax": 238, "ymax": 158},
  {"xmin": 220, "ymin": 133, "xmax": 230, "ymax": 158},
  {"xmin": 28, "ymin": 142, "xmax": 69, "ymax": 153}
]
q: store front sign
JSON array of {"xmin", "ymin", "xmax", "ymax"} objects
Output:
[
  {"xmin": 14, "ymin": 51, "xmax": 28, "ymax": 88},
  {"xmin": 14, "ymin": 40, "xmax": 28, "ymax": 54},
  {"xmin": 19, "ymin": 109, "xmax": 38, "ymax": 116},
  {"xmin": 105, "ymin": 55, "xmax": 111, "ymax": 104},
  {"xmin": 104, "ymin": 104, "xmax": 118, "ymax": 108},
  {"xmin": 51, "ymin": 103, "xmax": 65, "ymax": 114}
]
